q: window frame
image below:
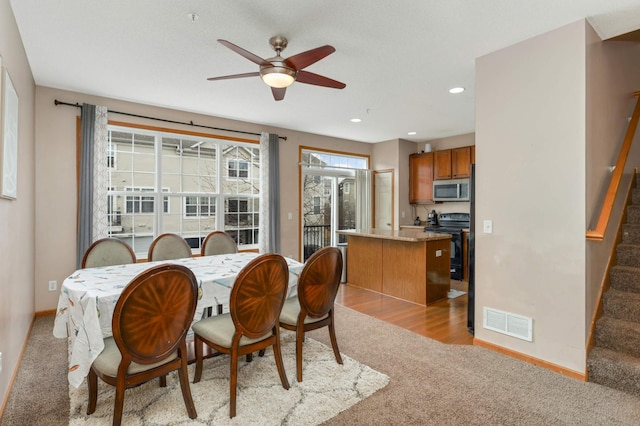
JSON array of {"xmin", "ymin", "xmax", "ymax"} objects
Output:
[{"xmin": 103, "ymin": 123, "xmax": 261, "ymax": 254}]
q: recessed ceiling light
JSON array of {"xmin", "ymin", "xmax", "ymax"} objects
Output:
[
  {"xmin": 408, "ymin": 131, "xmax": 417, "ymax": 135},
  {"xmin": 350, "ymin": 118, "xmax": 362, "ymax": 123},
  {"xmin": 449, "ymin": 87, "xmax": 465, "ymax": 94}
]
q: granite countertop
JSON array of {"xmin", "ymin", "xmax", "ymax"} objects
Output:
[{"xmin": 336, "ymin": 229, "xmax": 452, "ymax": 242}]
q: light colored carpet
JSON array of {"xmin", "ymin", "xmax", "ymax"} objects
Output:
[{"xmin": 68, "ymin": 332, "xmax": 389, "ymax": 425}]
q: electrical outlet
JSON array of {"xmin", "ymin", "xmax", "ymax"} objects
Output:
[
  {"xmin": 48, "ymin": 280, "xmax": 57, "ymax": 291},
  {"xmin": 483, "ymin": 220, "xmax": 493, "ymax": 234}
]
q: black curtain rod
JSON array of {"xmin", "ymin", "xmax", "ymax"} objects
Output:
[{"xmin": 53, "ymin": 99, "xmax": 287, "ymax": 141}]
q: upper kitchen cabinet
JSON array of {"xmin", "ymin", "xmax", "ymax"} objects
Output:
[
  {"xmin": 409, "ymin": 152, "xmax": 434, "ymax": 204},
  {"xmin": 434, "ymin": 146, "xmax": 472, "ymax": 180}
]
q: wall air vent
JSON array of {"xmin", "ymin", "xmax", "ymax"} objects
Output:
[{"xmin": 483, "ymin": 307, "xmax": 533, "ymax": 342}]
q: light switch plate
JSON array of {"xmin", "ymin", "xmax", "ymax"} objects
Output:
[{"xmin": 483, "ymin": 220, "xmax": 493, "ymax": 234}]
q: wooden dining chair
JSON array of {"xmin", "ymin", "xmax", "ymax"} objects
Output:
[
  {"xmin": 147, "ymin": 233, "xmax": 192, "ymax": 261},
  {"xmin": 201, "ymin": 231, "xmax": 238, "ymax": 256},
  {"xmin": 82, "ymin": 237, "xmax": 137, "ymax": 269},
  {"xmin": 279, "ymin": 246, "xmax": 343, "ymax": 382},
  {"xmin": 86, "ymin": 264, "xmax": 199, "ymax": 426},
  {"xmin": 192, "ymin": 253, "xmax": 290, "ymax": 418}
]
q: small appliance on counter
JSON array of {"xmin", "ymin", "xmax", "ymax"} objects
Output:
[
  {"xmin": 414, "ymin": 216, "xmax": 421, "ymax": 225},
  {"xmin": 427, "ymin": 209, "xmax": 438, "ymax": 226}
]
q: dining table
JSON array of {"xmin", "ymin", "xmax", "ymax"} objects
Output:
[{"xmin": 52, "ymin": 252, "xmax": 305, "ymax": 388}]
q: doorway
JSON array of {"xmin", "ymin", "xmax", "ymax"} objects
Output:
[
  {"xmin": 374, "ymin": 170, "xmax": 393, "ymax": 230},
  {"xmin": 299, "ymin": 149, "xmax": 368, "ymax": 261}
]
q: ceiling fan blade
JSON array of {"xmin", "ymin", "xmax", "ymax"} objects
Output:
[
  {"xmin": 207, "ymin": 72, "xmax": 260, "ymax": 81},
  {"xmin": 284, "ymin": 45, "xmax": 336, "ymax": 70},
  {"xmin": 218, "ymin": 39, "xmax": 271, "ymax": 66},
  {"xmin": 271, "ymin": 87, "xmax": 286, "ymax": 101},
  {"xmin": 296, "ymin": 70, "xmax": 346, "ymax": 89}
]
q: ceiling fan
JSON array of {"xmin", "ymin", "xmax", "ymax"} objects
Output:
[{"xmin": 207, "ymin": 36, "xmax": 346, "ymax": 101}]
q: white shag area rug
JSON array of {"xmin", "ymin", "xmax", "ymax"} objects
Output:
[
  {"xmin": 447, "ymin": 289, "xmax": 466, "ymax": 299},
  {"xmin": 69, "ymin": 332, "xmax": 389, "ymax": 425}
]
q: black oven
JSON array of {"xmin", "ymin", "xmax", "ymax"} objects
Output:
[{"xmin": 424, "ymin": 212, "xmax": 469, "ymax": 281}]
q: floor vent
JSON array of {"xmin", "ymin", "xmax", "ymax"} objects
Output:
[{"xmin": 483, "ymin": 307, "xmax": 533, "ymax": 342}]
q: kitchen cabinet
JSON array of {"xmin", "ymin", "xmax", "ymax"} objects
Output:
[
  {"xmin": 409, "ymin": 152, "xmax": 434, "ymax": 204},
  {"xmin": 339, "ymin": 230, "xmax": 451, "ymax": 305},
  {"xmin": 434, "ymin": 146, "xmax": 472, "ymax": 180},
  {"xmin": 433, "ymin": 150, "xmax": 452, "ymax": 180}
]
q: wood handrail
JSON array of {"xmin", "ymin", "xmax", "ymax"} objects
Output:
[{"xmin": 586, "ymin": 91, "xmax": 640, "ymax": 241}]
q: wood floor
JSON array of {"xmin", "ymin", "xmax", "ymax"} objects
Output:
[{"xmin": 335, "ymin": 281, "xmax": 474, "ymax": 345}]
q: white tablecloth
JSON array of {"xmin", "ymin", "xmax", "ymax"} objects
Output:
[{"xmin": 53, "ymin": 252, "xmax": 304, "ymax": 388}]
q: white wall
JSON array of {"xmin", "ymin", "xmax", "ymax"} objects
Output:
[
  {"xmin": 475, "ymin": 20, "xmax": 587, "ymax": 372},
  {"xmin": 0, "ymin": 0, "xmax": 36, "ymax": 409}
]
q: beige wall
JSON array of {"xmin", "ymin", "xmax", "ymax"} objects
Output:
[
  {"xmin": 34, "ymin": 86, "xmax": 373, "ymax": 312},
  {"xmin": 474, "ymin": 19, "xmax": 640, "ymax": 373},
  {"xmin": 0, "ymin": 0, "xmax": 36, "ymax": 410},
  {"xmin": 475, "ymin": 20, "xmax": 588, "ymax": 372},
  {"xmin": 584, "ymin": 27, "xmax": 640, "ymax": 332}
]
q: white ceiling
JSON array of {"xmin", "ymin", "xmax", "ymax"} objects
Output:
[{"xmin": 9, "ymin": 0, "xmax": 640, "ymax": 143}]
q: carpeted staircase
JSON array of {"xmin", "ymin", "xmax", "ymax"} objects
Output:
[{"xmin": 587, "ymin": 182, "xmax": 640, "ymax": 397}]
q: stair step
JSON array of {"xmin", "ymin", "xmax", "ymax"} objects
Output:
[
  {"xmin": 615, "ymin": 244, "xmax": 640, "ymax": 267},
  {"xmin": 610, "ymin": 265, "xmax": 640, "ymax": 294},
  {"xmin": 632, "ymin": 188, "xmax": 640, "ymax": 206},
  {"xmin": 588, "ymin": 347, "xmax": 640, "ymax": 397},
  {"xmin": 603, "ymin": 288, "xmax": 640, "ymax": 324},
  {"xmin": 627, "ymin": 205, "xmax": 640, "ymax": 225},
  {"xmin": 595, "ymin": 316, "xmax": 640, "ymax": 357},
  {"xmin": 622, "ymin": 223, "xmax": 640, "ymax": 245}
]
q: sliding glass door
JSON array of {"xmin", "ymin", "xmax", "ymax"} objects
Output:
[{"xmin": 300, "ymin": 149, "xmax": 367, "ymax": 261}]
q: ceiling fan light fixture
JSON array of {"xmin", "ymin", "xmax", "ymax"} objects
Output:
[{"xmin": 260, "ymin": 66, "xmax": 296, "ymax": 88}]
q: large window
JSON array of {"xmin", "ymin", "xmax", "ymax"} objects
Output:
[{"xmin": 105, "ymin": 127, "xmax": 260, "ymax": 255}]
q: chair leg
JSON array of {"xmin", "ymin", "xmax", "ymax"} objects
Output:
[
  {"xmin": 177, "ymin": 353, "xmax": 197, "ymax": 419},
  {"xmin": 258, "ymin": 348, "xmax": 266, "ymax": 357},
  {"xmin": 193, "ymin": 335, "xmax": 203, "ymax": 383},
  {"xmin": 113, "ymin": 377, "xmax": 126, "ymax": 426},
  {"xmin": 296, "ymin": 329, "xmax": 304, "ymax": 382},
  {"xmin": 328, "ymin": 318, "xmax": 343, "ymax": 365},
  {"xmin": 159, "ymin": 375, "xmax": 167, "ymax": 387},
  {"xmin": 87, "ymin": 368, "xmax": 98, "ymax": 415},
  {"xmin": 229, "ymin": 351, "xmax": 238, "ymax": 418},
  {"xmin": 273, "ymin": 339, "xmax": 290, "ymax": 390}
]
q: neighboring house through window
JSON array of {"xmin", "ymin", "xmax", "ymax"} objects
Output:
[{"xmin": 104, "ymin": 126, "xmax": 260, "ymax": 255}]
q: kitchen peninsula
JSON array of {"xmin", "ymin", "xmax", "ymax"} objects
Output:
[{"xmin": 337, "ymin": 229, "xmax": 451, "ymax": 305}]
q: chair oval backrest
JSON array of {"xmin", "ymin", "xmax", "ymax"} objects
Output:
[
  {"xmin": 147, "ymin": 233, "xmax": 192, "ymax": 261},
  {"xmin": 201, "ymin": 231, "xmax": 238, "ymax": 256},
  {"xmin": 298, "ymin": 246, "xmax": 343, "ymax": 318},
  {"xmin": 82, "ymin": 238, "xmax": 137, "ymax": 269},
  {"xmin": 112, "ymin": 264, "xmax": 198, "ymax": 364},
  {"xmin": 230, "ymin": 254, "xmax": 289, "ymax": 339}
]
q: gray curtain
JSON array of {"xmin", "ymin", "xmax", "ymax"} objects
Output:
[
  {"xmin": 268, "ymin": 133, "xmax": 281, "ymax": 253},
  {"xmin": 76, "ymin": 104, "xmax": 96, "ymax": 268},
  {"xmin": 259, "ymin": 132, "xmax": 281, "ymax": 253}
]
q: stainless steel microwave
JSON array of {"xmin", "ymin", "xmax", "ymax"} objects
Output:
[{"xmin": 433, "ymin": 178, "xmax": 470, "ymax": 202}]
